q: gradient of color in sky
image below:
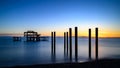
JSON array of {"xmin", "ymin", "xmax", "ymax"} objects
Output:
[{"xmin": 0, "ymin": 0, "xmax": 120, "ymax": 37}]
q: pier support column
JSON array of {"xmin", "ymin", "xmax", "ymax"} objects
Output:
[
  {"xmin": 66, "ymin": 32, "xmax": 68, "ymax": 56},
  {"xmin": 51, "ymin": 31, "xmax": 56, "ymax": 62},
  {"xmin": 69, "ymin": 28, "xmax": 72, "ymax": 61},
  {"xmin": 54, "ymin": 32, "xmax": 56, "ymax": 56},
  {"xmin": 51, "ymin": 32, "xmax": 54, "ymax": 55},
  {"xmin": 89, "ymin": 29, "xmax": 91, "ymax": 60},
  {"xmin": 64, "ymin": 32, "xmax": 66, "ymax": 55},
  {"xmin": 95, "ymin": 28, "xmax": 98, "ymax": 60},
  {"xmin": 75, "ymin": 27, "xmax": 78, "ymax": 62}
]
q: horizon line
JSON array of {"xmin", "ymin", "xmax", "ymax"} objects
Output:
[{"xmin": 0, "ymin": 34, "xmax": 120, "ymax": 39}]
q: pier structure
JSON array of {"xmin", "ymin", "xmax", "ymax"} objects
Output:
[
  {"xmin": 24, "ymin": 30, "xmax": 40, "ymax": 41},
  {"xmin": 13, "ymin": 30, "xmax": 49, "ymax": 42},
  {"xmin": 12, "ymin": 27, "xmax": 99, "ymax": 62}
]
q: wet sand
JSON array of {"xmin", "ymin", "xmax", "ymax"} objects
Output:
[{"xmin": 6, "ymin": 59, "xmax": 120, "ymax": 68}]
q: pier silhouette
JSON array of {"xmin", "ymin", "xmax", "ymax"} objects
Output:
[
  {"xmin": 13, "ymin": 30, "xmax": 49, "ymax": 42},
  {"xmin": 12, "ymin": 27, "xmax": 99, "ymax": 62},
  {"xmin": 24, "ymin": 30, "xmax": 40, "ymax": 41},
  {"xmin": 10, "ymin": 27, "xmax": 120, "ymax": 68}
]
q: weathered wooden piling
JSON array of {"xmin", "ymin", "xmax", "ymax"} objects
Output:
[
  {"xmin": 89, "ymin": 29, "xmax": 91, "ymax": 59},
  {"xmin": 66, "ymin": 32, "xmax": 68, "ymax": 55},
  {"xmin": 54, "ymin": 32, "xmax": 56, "ymax": 55},
  {"xmin": 51, "ymin": 32, "xmax": 54, "ymax": 54},
  {"xmin": 75, "ymin": 27, "xmax": 78, "ymax": 62},
  {"xmin": 69, "ymin": 28, "xmax": 72, "ymax": 61},
  {"xmin": 51, "ymin": 31, "xmax": 56, "ymax": 61},
  {"xmin": 95, "ymin": 28, "xmax": 98, "ymax": 60},
  {"xmin": 64, "ymin": 32, "xmax": 66, "ymax": 55}
]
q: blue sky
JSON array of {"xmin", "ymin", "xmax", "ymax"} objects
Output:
[{"xmin": 0, "ymin": 0, "xmax": 120, "ymax": 37}]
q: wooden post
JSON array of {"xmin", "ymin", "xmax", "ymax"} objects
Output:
[
  {"xmin": 51, "ymin": 32, "xmax": 56, "ymax": 62},
  {"xmin": 64, "ymin": 32, "xmax": 66, "ymax": 55},
  {"xmin": 95, "ymin": 28, "xmax": 98, "ymax": 60},
  {"xmin": 69, "ymin": 28, "xmax": 72, "ymax": 61},
  {"xmin": 51, "ymin": 32, "xmax": 54, "ymax": 55},
  {"xmin": 54, "ymin": 32, "xmax": 56, "ymax": 55},
  {"xmin": 89, "ymin": 29, "xmax": 91, "ymax": 59},
  {"xmin": 66, "ymin": 32, "xmax": 68, "ymax": 55},
  {"xmin": 75, "ymin": 27, "xmax": 78, "ymax": 62}
]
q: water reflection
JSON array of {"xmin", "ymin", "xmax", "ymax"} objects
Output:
[{"xmin": 0, "ymin": 37, "xmax": 120, "ymax": 67}]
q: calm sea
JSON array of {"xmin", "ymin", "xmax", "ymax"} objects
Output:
[{"xmin": 0, "ymin": 36, "xmax": 120, "ymax": 67}]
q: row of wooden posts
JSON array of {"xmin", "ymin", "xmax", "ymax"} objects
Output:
[{"xmin": 51, "ymin": 27, "xmax": 98, "ymax": 62}]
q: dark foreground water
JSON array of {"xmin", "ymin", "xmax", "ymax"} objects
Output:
[{"xmin": 0, "ymin": 36, "xmax": 120, "ymax": 67}]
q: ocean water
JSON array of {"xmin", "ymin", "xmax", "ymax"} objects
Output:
[{"xmin": 0, "ymin": 36, "xmax": 120, "ymax": 67}]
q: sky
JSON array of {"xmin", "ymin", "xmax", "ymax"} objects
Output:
[{"xmin": 0, "ymin": 0, "xmax": 120, "ymax": 37}]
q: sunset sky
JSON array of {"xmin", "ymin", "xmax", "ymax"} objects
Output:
[{"xmin": 0, "ymin": 0, "xmax": 120, "ymax": 37}]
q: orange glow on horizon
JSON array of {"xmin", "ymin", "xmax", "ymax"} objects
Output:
[
  {"xmin": 48, "ymin": 28, "xmax": 120, "ymax": 38},
  {"xmin": 0, "ymin": 28, "xmax": 120, "ymax": 38}
]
